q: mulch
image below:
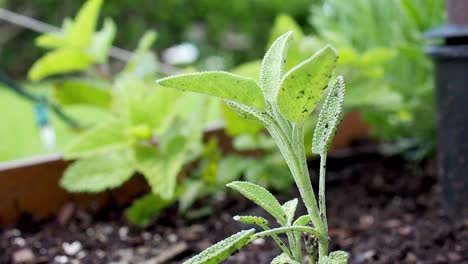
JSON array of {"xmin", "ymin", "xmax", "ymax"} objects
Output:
[{"xmin": 1, "ymin": 153, "xmax": 467, "ymax": 263}]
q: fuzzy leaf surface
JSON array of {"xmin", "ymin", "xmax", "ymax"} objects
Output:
[
  {"xmin": 271, "ymin": 253, "xmax": 301, "ymax": 264},
  {"xmin": 312, "ymin": 76, "xmax": 345, "ymax": 155},
  {"xmin": 183, "ymin": 229, "xmax": 255, "ymax": 264},
  {"xmin": 282, "ymin": 198, "xmax": 298, "ymax": 225},
  {"xmin": 233, "ymin": 215, "xmax": 269, "ymax": 226},
  {"xmin": 227, "ymin": 181, "xmax": 286, "ymax": 225},
  {"xmin": 276, "ymin": 45, "xmax": 337, "ymax": 122},
  {"xmin": 259, "ymin": 31, "xmax": 292, "ymax": 103},
  {"xmin": 321, "ymin": 251, "xmax": 349, "ymax": 264},
  {"xmin": 157, "ymin": 71, "xmax": 264, "ymax": 109}
]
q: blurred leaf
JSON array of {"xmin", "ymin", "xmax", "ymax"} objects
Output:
[
  {"xmin": 178, "ymin": 180, "xmax": 203, "ymax": 213},
  {"xmin": 268, "ymin": 14, "xmax": 304, "ymax": 47},
  {"xmin": 68, "ymin": 0, "xmax": 103, "ymax": 48},
  {"xmin": 231, "ymin": 60, "xmax": 261, "ymax": 80},
  {"xmin": 126, "ymin": 193, "xmax": 173, "ymax": 227},
  {"xmin": 54, "ymin": 79, "xmax": 112, "ymax": 109},
  {"xmin": 28, "ymin": 49, "xmax": 93, "ymax": 81},
  {"xmin": 124, "ymin": 31, "xmax": 158, "ymax": 79},
  {"xmin": 60, "ymin": 149, "xmax": 134, "ymax": 192},
  {"xmin": 88, "ymin": 18, "xmax": 116, "ymax": 63},
  {"xmin": 216, "ymin": 155, "xmax": 251, "ymax": 185},
  {"xmin": 64, "ymin": 119, "xmax": 131, "ymax": 159},
  {"xmin": 222, "ymin": 103, "xmax": 263, "ymax": 136}
]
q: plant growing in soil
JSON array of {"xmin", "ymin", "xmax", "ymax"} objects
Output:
[{"xmin": 157, "ymin": 31, "xmax": 347, "ymax": 263}]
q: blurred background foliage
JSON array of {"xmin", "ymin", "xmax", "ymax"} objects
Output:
[
  {"xmin": 1, "ymin": 0, "xmax": 312, "ymax": 76},
  {"xmin": 0, "ymin": 0, "xmax": 447, "ymax": 225}
]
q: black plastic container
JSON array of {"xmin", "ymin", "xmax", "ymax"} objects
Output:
[{"xmin": 426, "ymin": 1, "xmax": 468, "ymax": 217}]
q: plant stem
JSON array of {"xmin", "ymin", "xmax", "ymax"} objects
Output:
[
  {"xmin": 251, "ymin": 226, "xmax": 324, "ymax": 241},
  {"xmin": 318, "ymin": 153, "xmax": 329, "ymax": 257},
  {"xmin": 260, "ymin": 224, "xmax": 293, "ymax": 259}
]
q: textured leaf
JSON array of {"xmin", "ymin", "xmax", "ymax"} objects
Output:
[
  {"xmin": 292, "ymin": 215, "xmax": 311, "ymax": 226},
  {"xmin": 64, "ymin": 119, "xmax": 131, "ymax": 159},
  {"xmin": 89, "ymin": 18, "xmax": 116, "ymax": 62},
  {"xmin": 271, "ymin": 253, "xmax": 300, "ymax": 264},
  {"xmin": 233, "ymin": 215, "xmax": 269, "ymax": 226},
  {"xmin": 320, "ymin": 251, "xmax": 349, "ymax": 264},
  {"xmin": 126, "ymin": 193, "xmax": 173, "ymax": 227},
  {"xmin": 60, "ymin": 150, "xmax": 134, "ymax": 192},
  {"xmin": 54, "ymin": 79, "xmax": 111, "ymax": 109},
  {"xmin": 68, "ymin": 0, "xmax": 103, "ymax": 48},
  {"xmin": 184, "ymin": 229, "xmax": 255, "ymax": 264},
  {"xmin": 227, "ymin": 181, "xmax": 286, "ymax": 225},
  {"xmin": 157, "ymin": 71, "xmax": 265, "ymax": 109},
  {"xmin": 29, "ymin": 49, "xmax": 93, "ymax": 81},
  {"xmin": 259, "ymin": 31, "xmax": 292, "ymax": 104},
  {"xmin": 282, "ymin": 198, "xmax": 298, "ymax": 225},
  {"xmin": 312, "ymin": 76, "xmax": 345, "ymax": 155},
  {"xmin": 276, "ymin": 45, "xmax": 337, "ymax": 122}
]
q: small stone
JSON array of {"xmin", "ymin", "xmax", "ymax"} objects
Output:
[
  {"xmin": 76, "ymin": 251, "xmax": 87, "ymax": 259},
  {"xmin": 448, "ymin": 252, "xmax": 462, "ymax": 262},
  {"xmin": 168, "ymin": 234, "xmax": 178, "ymax": 243},
  {"xmin": 354, "ymin": 250, "xmax": 376, "ymax": 263},
  {"xmin": 398, "ymin": 226, "xmax": 412, "ymax": 236},
  {"xmin": 5, "ymin": 229, "xmax": 21, "ymax": 238},
  {"xmin": 252, "ymin": 238, "xmax": 265, "ymax": 246},
  {"xmin": 383, "ymin": 219, "xmax": 401, "ymax": 229},
  {"xmin": 13, "ymin": 248, "xmax": 35, "ymax": 263},
  {"xmin": 12, "ymin": 237, "xmax": 26, "ymax": 247},
  {"xmin": 63, "ymin": 241, "xmax": 82, "ymax": 256},
  {"xmin": 118, "ymin": 227, "xmax": 129, "ymax": 240},
  {"xmin": 359, "ymin": 215, "xmax": 374, "ymax": 229},
  {"xmin": 54, "ymin": 255, "xmax": 68, "ymax": 264},
  {"xmin": 153, "ymin": 234, "xmax": 162, "ymax": 243},
  {"xmin": 142, "ymin": 232, "xmax": 152, "ymax": 240},
  {"xmin": 404, "ymin": 252, "xmax": 418, "ymax": 263}
]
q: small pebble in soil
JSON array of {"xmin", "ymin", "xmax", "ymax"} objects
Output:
[
  {"xmin": 353, "ymin": 250, "xmax": 376, "ymax": 263},
  {"xmin": 76, "ymin": 251, "xmax": 87, "ymax": 260},
  {"xmin": 54, "ymin": 255, "xmax": 69, "ymax": 264},
  {"xmin": 12, "ymin": 237, "xmax": 26, "ymax": 247},
  {"xmin": 118, "ymin": 226, "xmax": 129, "ymax": 240},
  {"xmin": 168, "ymin": 233, "xmax": 178, "ymax": 243},
  {"xmin": 252, "ymin": 238, "xmax": 265, "ymax": 246},
  {"xmin": 62, "ymin": 241, "xmax": 82, "ymax": 256},
  {"xmin": 13, "ymin": 248, "xmax": 35, "ymax": 263},
  {"xmin": 142, "ymin": 232, "xmax": 152, "ymax": 240}
]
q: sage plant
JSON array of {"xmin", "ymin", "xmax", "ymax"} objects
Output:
[{"xmin": 157, "ymin": 31, "xmax": 347, "ymax": 264}]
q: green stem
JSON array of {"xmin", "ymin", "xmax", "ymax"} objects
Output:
[
  {"xmin": 260, "ymin": 224, "xmax": 293, "ymax": 259},
  {"xmin": 251, "ymin": 226, "xmax": 324, "ymax": 242},
  {"xmin": 318, "ymin": 153, "xmax": 329, "ymax": 257}
]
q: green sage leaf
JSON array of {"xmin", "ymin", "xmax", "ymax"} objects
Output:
[
  {"xmin": 233, "ymin": 215, "xmax": 269, "ymax": 226},
  {"xmin": 276, "ymin": 45, "xmax": 337, "ymax": 122},
  {"xmin": 321, "ymin": 251, "xmax": 349, "ymax": 264},
  {"xmin": 282, "ymin": 198, "xmax": 298, "ymax": 226},
  {"xmin": 227, "ymin": 181, "xmax": 286, "ymax": 225},
  {"xmin": 271, "ymin": 253, "xmax": 301, "ymax": 264},
  {"xmin": 260, "ymin": 31, "xmax": 292, "ymax": 104},
  {"xmin": 183, "ymin": 229, "xmax": 255, "ymax": 264},
  {"xmin": 157, "ymin": 71, "xmax": 265, "ymax": 109},
  {"xmin": 312, "ymin": 76, "xmax": 345, "ymax": 155}
]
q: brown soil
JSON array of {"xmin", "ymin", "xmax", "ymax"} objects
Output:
[{"xmin": 1, "ymin": 153, "xmax": 467, "ymax": 263}]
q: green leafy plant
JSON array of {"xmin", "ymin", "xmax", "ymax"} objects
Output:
[{"xmin": 158, "ymin": 31, "xmax": 347, "ymax": 263}]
